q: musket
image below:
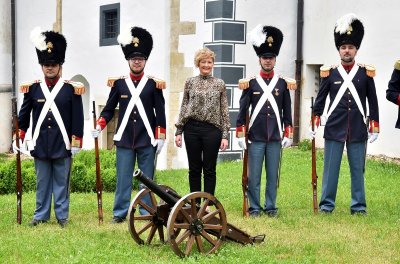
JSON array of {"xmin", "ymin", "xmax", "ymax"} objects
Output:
[
  {"xmin": 276, "ymin": 146, "xmax": 283, "ymax": 191},
  {"xmin": 12, "ymin": 97, "xmax": 22, "ymax": 224},
  {"xmin": 311, "ymin": 97, "xmax": 318, "ymax": 214},
  {"xmin": 92, "ymin": 101, "xmax": 103, "ymax": 224},
  {"xmin": 242, "ymin": 112, "xmax": 250, "ymax": 217},
  {"xmin": 363, "ymin": 116, "xmax": 370, "ymax": 174}
]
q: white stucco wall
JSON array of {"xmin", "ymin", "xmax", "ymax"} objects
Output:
[{"xmin": 0, "ymin": 0, "xmax": 12, "ymax": 152}]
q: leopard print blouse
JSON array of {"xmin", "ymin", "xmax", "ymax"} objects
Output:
[{"xmin": 175, "ymin": 75, "xmax": 230, "ymax": 139}]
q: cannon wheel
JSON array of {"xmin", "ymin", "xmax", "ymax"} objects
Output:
[
  {"xmin": 128, "ymin": 185, "xmax": 180, "ymax": 245},
  {"xmin": 166, "ymin": 192, "xmax": 227, "ymax": 257}
]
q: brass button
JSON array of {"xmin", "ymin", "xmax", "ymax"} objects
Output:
[
  {"xmin": 348, "ymin": 100, "xmax": 352, "ymax": 102},
  {"xmin": 348, "ymin": 108, "xmax": 351, "ymax": 111},
  {"xmin": 48, "ymin": 118, "xmax": 51, "ymax": 120},
  {"xmin": 134, "ymin": 120, "xmax": 136, "ymax": 122},
  {"xmin": 48, "ymin": 126, "xmax": 51, "ymax": 128}
]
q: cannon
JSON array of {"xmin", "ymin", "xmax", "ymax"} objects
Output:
[{"xmin": 128, "ymin": 169, "xmax": 265, "ymax": 257}]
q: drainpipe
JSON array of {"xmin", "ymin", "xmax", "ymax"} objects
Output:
[
  {"xmin": 11, "ymin": 0, "xmax": 16, "ymax": 97},
  {"xmin": 293, "ymin": 0, "xmax": 304, "ymax": 145}
]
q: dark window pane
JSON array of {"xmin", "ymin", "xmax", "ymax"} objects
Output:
[{"xmin": 104, "ymin": 10, "xmax": 118, "ymax": 39}]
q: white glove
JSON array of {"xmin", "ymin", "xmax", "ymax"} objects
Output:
[
  {"xmin": 368, "ymin": 132, "xmax": 378, "ymax": 143},
  {"xmin": 12, "ymin": 139, "xmax": 23, "ymax": 154},
  {"xmin": 91, "ymin": 125, "xmax": 102, "ymax": 138},
  {"xmin": 281, "ymin": 137, "xmax": 293, "ymax": 148},
  {"xmin": 155, "ymin": 139, "xmax": 164, "ymax": 154},
  {"xmin": 308, "ymin": 126, "xmax": 317, "ymax": 140},
  {"xmin": 71, "ymin": 147, "xmax": 81, "ymax": 156},
  {"xmin": 237, "ymin": 137, "xmax": 247, "ymax": 150}
]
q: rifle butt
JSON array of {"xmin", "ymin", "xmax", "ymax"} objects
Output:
[{"xmin": 93, "ymin": 101, "xmax": 104, "ymax": 224}]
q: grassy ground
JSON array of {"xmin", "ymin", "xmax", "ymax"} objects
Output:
[{"xmin": 0, "ymin": 148, "xmax": 399, "ymax": 263}]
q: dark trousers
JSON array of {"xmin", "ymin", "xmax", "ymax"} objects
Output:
[{"xmin": 183, "ymin": 119, "xmax": 222, "ymax": 195}]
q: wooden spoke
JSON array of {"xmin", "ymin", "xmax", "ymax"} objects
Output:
[
  {"xmin": 202, "ymin": 209, "xmax": 220, "ymax": 223},
  {"xmin": 174, "ymin": 223, "xmax": 190, "ymax": 229},
  {"xmin": 146, "ymin": 224, "xmax": 158, "ymax": 244},
  {"xmin": 137, "ymin": 221, "xmax": 154, "ymax": 236},
  {"xmin": 138, "ymin": 200, "xmax": 156, "ymax": 215},
  {"xmin": 133, "ymin": 215, "xmax": 153, "ymax": 221},
  {"xmin": 158, "ymin": 225, "xmax": 165, "ymax": 243},
  {"xmin": 176, "ymin": 230, "xmax": 191, "ymax": 245},
  {"xmin": 195, "ymin": 235, "xmax": 204, "ymax": 253},
  {"xmin": 184, "ymin": 235, "xmax": 196, "ymax": 256},
  {"xmin": 179, "ymin": 207, "xmax": 193, "ymax": 223},
  {"xmin": 200, "ymin": 230, "xmax": 217, "ymax": 246},
  {"xmin": 197, "ymin": 199, "xmax": 209, "ymax": 218}
]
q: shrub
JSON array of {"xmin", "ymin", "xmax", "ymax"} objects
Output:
[
  {"xmin": 0, "ymin": 150, "xmax": 141, "ymax": 194},
  {"xmin": 298, "ymin": 139, "xmax": 312, "ymax": 151}
]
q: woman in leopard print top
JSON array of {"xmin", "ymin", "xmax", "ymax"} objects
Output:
[{"xmin": 175, "ymin": 48, "xmax": 230, "ymax": 196}]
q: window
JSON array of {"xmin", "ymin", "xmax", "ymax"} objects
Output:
[{"xmin": 100, "ymin": 3, "xmax": 120, "ymax": 46}]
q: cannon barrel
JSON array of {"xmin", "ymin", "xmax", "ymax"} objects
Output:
[{"xmin": 133, "ymin": 169, "xmax": 179, "ymax": 206}]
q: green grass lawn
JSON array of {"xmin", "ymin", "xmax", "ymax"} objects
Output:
[{"xmin": 0, "ymin": 148, "xmax": 399, "ymax": 263}]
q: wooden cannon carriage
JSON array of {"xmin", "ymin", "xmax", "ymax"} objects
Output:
[{"xmin": 128, "ymin": 170, "xmax": 265, "ymax": 257}]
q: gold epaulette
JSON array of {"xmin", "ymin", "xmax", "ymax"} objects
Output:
[
  {"xmin": 281, "ymin": 76, "xmax": 297, "ymax": 90},
  {"xmin": 19, "ymin": 80, "xmax": 41, "ymax": 93},
  {"xmin": 64, "ymin": 80, "xmax": 86, "ymax": 95},
  {"xmin": 394, "ymin": 60, "xmax": 400, "ymax": 71},
  {"xmin": 320, "ymin": 65, "xmax": 337, "ymax": 78},
  {"xmin": 358, "ymin": 63, "xmax": 376, "ymax": 78},
  {"xmin": 107, "ymin": 76, "xmax": 127, "ymax": 88},
  {"xmin": 147, "ymin": 76, "xmax": 166, "ymax": 89},
  {"xmin": 238, "ymin": 76, "xmax": 256, "ymax": 90}
]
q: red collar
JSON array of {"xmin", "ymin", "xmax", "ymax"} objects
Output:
[
  {"xmin": 130, "ymin": 72, "xmax": 144, "ymax": 81},
  {"xmin": 45, "ymin": 76, "xmax": 60, "ymax": 87},
  {"xmin": 342, "ymin": 62, "xmax": 355, "ymax": 72},
  {"xmin": 260, "ymin": 70, "xmax": 274, "ymax": 79}
]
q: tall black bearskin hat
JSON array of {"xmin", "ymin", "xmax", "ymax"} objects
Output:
[
  {"xmin": 30, "ymin": 27, "xmax": 67, "ymax": 64},
  {"xmin": 117, "ymin": 26, "xmax": 153, "ymax": 60},
  {"xmin": 334, "ymin": 13, "xmax": 364, "ymax": 50},
  {"xmin": 249, "ymin": 24, "xmax": 283, "ymax": 57}
]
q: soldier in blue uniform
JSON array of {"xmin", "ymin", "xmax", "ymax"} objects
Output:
[
  {"xmin": 310, "ymin": 14, "xmax": 379, "ymax": 215},
  {"xmin": 91, "ymin": 26, "xmax": 166, "ymax": 223},
  {"xmin": 236, "ymin": 25, "xmax": 296, "ymax": 218},
  {"xmin": 387, "ymin": 60, "xmax": 400, "ymax": 129},
  {"xmin": 17, "ymin": 27, "xmax": 85, "ymax": 227}
]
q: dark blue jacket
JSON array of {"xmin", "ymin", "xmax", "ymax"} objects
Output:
[
  {"xmin": 386, "ymin": 68, "xmax": 400, "ymax": 129},
  {"xmin": 100, "ymin": 77, "xmax": 166, "ymax": 149},
  {"xmin": 18, "ymin": 82, "xmax": 84, "ymax": 159},
  {"xmin": 236, "ymin": 77, "xmax": 292, "ymax": 142},
  {"xmin": 314, "ymin": 66, "xmax": 379, "ymax": 142}
]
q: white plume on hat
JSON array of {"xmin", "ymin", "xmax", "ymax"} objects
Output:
[
  {"xmin": 335, "ymin": 13, "xmax": 358, "ymax": 34},
  {"xmin": 248, "ymin": 24, "xmax": 266, "ymax": 47},
  {"xmin": 30, "ymin": 27, "xmax": 47, "ymax": 51},
  {"xmin": 117, "ymin": 26, "xmax": 133, "ymax": 47}
]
